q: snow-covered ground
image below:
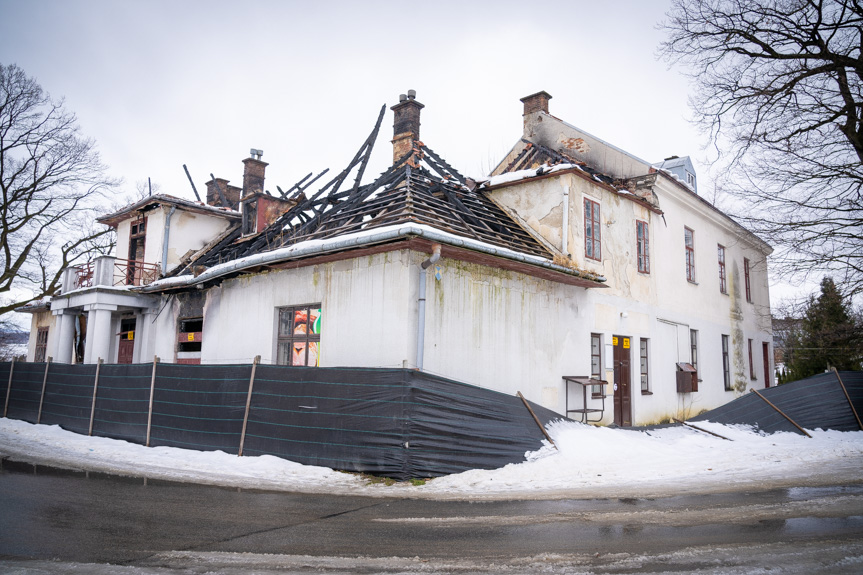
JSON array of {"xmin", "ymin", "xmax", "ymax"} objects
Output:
[{"xmin": 1, "ymin": 417, "xmax": 861, "ymax": 500}]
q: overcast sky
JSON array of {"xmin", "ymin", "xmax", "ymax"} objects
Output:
[{"xmin": 0, "ymin": 0, "xmax": 812, "ymax": 305}]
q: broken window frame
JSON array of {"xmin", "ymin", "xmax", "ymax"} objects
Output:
[
  {"xmin": 34, "ymin": 326, "xmax": 49, "ymax": 362},
  {"xmin": 590, "ymin": 333, "xmax": 603, "ymax": 397},
  {"xmin": 640, "ymin": 338, "xmax": 650, "ymax": 393},
  {"xmin": 584, "ymin": 198, "xmax": 601, "ymax": 261},
  {"xmin": 685, "ymin": 227, "xmax": 696, "ymax": 282},
  {"xmin": 636, "ymin": 220, "xmax": 649, "ymax": 274},
  {"xmin": 744, "ymin": 258, "xmax": 752, "ymax": 303},
  {"xmin": 717, "ymin": 244, "xmax": 727, "ymax": 294},
  {"xmin": 277, "ymin": 304, "xmax": 322, "ymax": 367},
  {"xmin": 722, "ymin": 334, "xmax": 731, "ymax": 391}
]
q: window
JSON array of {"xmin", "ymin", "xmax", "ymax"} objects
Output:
[
  {"xmin": 685, "ymin": 227, "xmax": 696, "ymax": 282},
  {"xmin": 277, "ymin": 305, "xmax": 322, "ymax": 366},
  {"xmin": 717, "ymin": 244, "xmax": 727, "ymax": 294},
  {"xmin": 127, "ymin": 216, "xmax": 147, "ymax": 285},
  {"xmin": 686, "ymin": 171, "xmax": 696, "ymax": 187},
  {"xmin": 744, "ymin": 258, "xmax": 752, "ymax": 303},
  {"xmin": 584, "ymin": 198, "xmax": 601, "ymax": 261},
  {"xmin": 34, "ymin": 327, "xmax": 49, "ymax": 362},
  {"xmin": 748, "ymin": 338, "xmax": 756, "ymax": 380},
  {"xmin": 722, "ymin": 334, "xmax": 731, "ymax": 391},
  {"xmin": 591, "ymin": 333, "xmax": 602, "ymax": 396},
  {"xmin": 690, "ymin": 329, "xmax": 698, "ymax": 372},
  {"xmin": 640, "ymin": 338, "xmax": 649, "ymax": 393},
  {"xmin": 636, "ymin": 220, "xmax": 649, "ymax": 274}
]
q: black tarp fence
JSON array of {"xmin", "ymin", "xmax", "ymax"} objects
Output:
[
  {"xmin": 692, "ymin": 370, "xmax": 863, "ymax": 434},
  {"xmin": 1, "ymin": 361, "xmax": 559, "ymax": 479}
]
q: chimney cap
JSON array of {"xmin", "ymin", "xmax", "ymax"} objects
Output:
[
  {"xmin": 407, "ymin": 89, "xmax": 416, "ymax": 99},
  {"xmin": 399, "ymin": 93, "xmax": 407, "ymax": 102},
  {"xmin": 520, "ymin": 90, "xmax": 553, "ymax": 104},
  {"xmin": 249, "ymin": 148, "xmax": 264, "ymax": 160}
]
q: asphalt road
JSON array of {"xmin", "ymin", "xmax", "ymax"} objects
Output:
[{"xmin": 1, "ymin": 460, "xmax": 863, "ymax": 573}]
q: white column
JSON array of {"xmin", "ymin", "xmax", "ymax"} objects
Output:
[
  {"xmin": 136, "ymin": 309, "xmax": 157, "ymax": 363},
  {"xmin": 52, "ymin": 310, "xmax": 77, "ymax": 364},
  {"xmin": 83, "ymin": 304, "xmax": 117, "ymax": 364}
]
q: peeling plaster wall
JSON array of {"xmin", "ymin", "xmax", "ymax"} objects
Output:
[{"xmin": 488, "ymin": 170, "xmax": 773, "ymax": 424}]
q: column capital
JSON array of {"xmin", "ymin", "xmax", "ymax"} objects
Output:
[{"xmin": 85, "ymin": 303, "xmax": 118, "ymax": 312}]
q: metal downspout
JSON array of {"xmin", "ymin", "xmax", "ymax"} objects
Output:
[
  {"xmin": 161, "ymin": 206, "xmax": 177, "ymax": 274},
  {"xmin": 562, "ymin": 185, "xmax": 570, "ymax": 256},
  {"xmin": 416, "ymin": 244, "xmax": 441, "ymax": 371}
]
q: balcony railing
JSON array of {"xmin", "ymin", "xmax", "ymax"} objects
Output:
[{"xmin": 73, "ymin": 258, "xmax": 160, "ymax": 289}]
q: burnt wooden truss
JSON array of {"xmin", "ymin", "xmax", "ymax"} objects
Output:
[
  {"xmin": 499, "ymin": 139, "xmax": 616, "ymax": 187},
  {"xmin": 180, "ymin": 106, "xmax": 554, "ymax": 273}
]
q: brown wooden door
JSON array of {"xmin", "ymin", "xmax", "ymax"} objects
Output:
[
  {"xmin": 763, "ymin": 342, "xmax": 771, "ymax": 387},
  {"xmin": 118, "ymin": 318, "xmax": 135, "ymax": 364},
  {"xmin": 613, "ymin": 335, "xmax": 632, "ymax": 426}
]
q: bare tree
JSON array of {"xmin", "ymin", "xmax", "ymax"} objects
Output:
[
  {"xmin": 661, "ymin": 0, "xmax": 863, "ymax": 298},
  {"xmin": 0, "ymin": 63, "xmax": 118, "ymax": 317}
]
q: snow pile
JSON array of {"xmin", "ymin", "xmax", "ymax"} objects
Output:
[{"xmin": 1, "ymin": 417, "xmax": 861, "ymax": 499}]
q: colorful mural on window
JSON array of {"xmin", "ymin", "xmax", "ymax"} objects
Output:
[{"xmin": 277, "ymin": 305, "xmax": 321, "ymax": 366}]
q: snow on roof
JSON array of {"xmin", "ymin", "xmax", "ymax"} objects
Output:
[
  {"xmin": 142, "ymin": 222, "xmax": 605, "ymax": 292},
  {"xmin": 97, "ymin": 194, "xmax": 240, "ymax": 227}
]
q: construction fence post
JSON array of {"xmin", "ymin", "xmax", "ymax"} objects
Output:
[
  {"xmin": 89, "ymin": 358, "xmax": 103, "ymax": 436},
  {"xmin": 146, "ymin": 356, "xmax": 159, "ymax": 447},
  {"xmin": 36, "ymin": 357, "xmax": 52, "ymax": 424},
  {"xmin": 238, "ymin": 355, "xmax": 261, "ymax": 457}
]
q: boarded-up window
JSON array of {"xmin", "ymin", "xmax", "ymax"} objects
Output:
[
  {"xmin": 177, "ymin": 317, "xmax": 203, "ymax": 365},
  {"xmin": 277, "ymin": 305, "xmax": 321, "ymax": 367},
  {"xmin": 34, "ymin": 327, "xmax": 49, "ymax": 362},
  {"xmin": 584, "ymin": 198, "xmax": 601, "ymax": 261}
]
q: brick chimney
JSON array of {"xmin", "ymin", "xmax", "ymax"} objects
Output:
[
  {"xmin": 391, "ymin": 89, "xmax": 424, "ymax": 164},
  {"xmin": 242, "ymin": 149, "xmax": 268, "ymax": 196},
  {"xmin": 521, "ymin": 91, "xmax": 552, "ymax": 115},
  {"xmin": 205, "ymin": 177, "xmax": 241, "ymax": 209}
]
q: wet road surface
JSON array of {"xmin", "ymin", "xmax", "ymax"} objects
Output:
[{"xmin": 1, "ymin": 460, "xmax": 862, "ymax": 573}]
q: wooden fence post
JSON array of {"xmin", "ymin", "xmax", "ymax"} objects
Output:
[
  {"xmin": 238, "ymin": 355, "xmax": 261, "ymax": 457},
  {"xmin": 89, "ymin": 358, "xmax": 103, "ymax": 436},
  {"xmin": 145, "ymin": 356, "xmax": 159, "ymax": 447},
  {"xmin": 750, "ymin": 388, "xmax": 812, "ymax": 438},
  {"xmin": 3, "ymin": 356, "xmax": 15, "ymax": 418},
  {"xmin": 36, "ymin": 357, "xmax": 52, "ymax": 424},
  {"xmin": 517, "ymin": 391, "xmax": 556, "ymax": 448}
]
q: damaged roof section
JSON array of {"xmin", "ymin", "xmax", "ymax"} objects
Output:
[{"xmin": 173, "ymin": 94, "xmax": 602, "ymax": 287}]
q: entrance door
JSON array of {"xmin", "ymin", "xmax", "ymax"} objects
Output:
[
  {"xmin": 118, "ymin": 318, "xmax": 136, "ymax": 364},
  {"xmin": 613, "ymin": 335, "xmax": 632, "ymax": 426},
  {"xmin": 763, "ymin": 342, "xmax": 771, "ymax": 387}
]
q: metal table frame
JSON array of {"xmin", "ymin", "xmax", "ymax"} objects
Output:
[{"xmin": 563, "ymin": 375, "xmax": 607, "ymax": 423}]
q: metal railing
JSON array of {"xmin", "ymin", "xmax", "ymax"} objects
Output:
[{"xmin": 74, "ymin": 258, "xmax": 160, "ymax": 288}]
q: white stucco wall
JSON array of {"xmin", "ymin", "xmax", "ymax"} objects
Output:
[
  {"xmin": 195, "ymin": 250, "xmax": 417, "ymax": 367},
  {"xmin": 113, "ymin": 204, "xmax": 234, "ymax": 274}
]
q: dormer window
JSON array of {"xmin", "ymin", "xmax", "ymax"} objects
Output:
[{"xmin": 686, "ymin": 171, "xmax": 696, "ymax": 187}]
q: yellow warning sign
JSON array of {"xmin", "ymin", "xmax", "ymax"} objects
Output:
[
  {"xmin": 128, "ymin": 331, "xmax": 134, "ymax": 341},
  {"xmin": 623, "ymin": 338, "xmax": 630, "ymax": 349},
  {"xmin": 187, "ymin": 333, "xmax": 195, "ymax": 341},
  {"xmin": 612, "ymin": 336, "xmax": 618, "ymax": 346}
]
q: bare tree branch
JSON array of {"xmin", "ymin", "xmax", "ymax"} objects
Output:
[
  {"xmin": 661, "ymin": 0, "xmax": 863, "ymax": 298},
  {"xmin": 0, "ymin": 63, "xmax": 118, "ymax": 318}
]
